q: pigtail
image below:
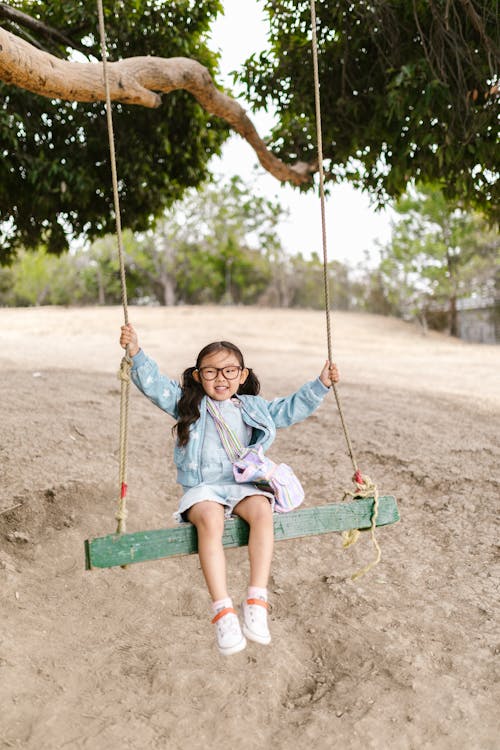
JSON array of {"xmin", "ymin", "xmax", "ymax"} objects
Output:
[
  {"xmin": 239, "ymin": 368, "xmax": 260, "ymax": 396},
  {"xmin": 173, "ymin": 366, "xmax": 205, "ymax": 447}
]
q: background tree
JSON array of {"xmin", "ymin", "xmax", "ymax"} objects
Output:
[
  {"xmin": 80, "ymin": 232, "xmax": 143, "ymax": 305},
  {"xmin": 239, "ymin": 0, "xmax": 499, "ymax": 218},
  {"xmin": 114, "ymin": 177, "xmax": 284, "ymax": 306},
  {"xmin": 378, "ymin": 183, "xmax": 500, "ymax": 334},
  {"xmin": 284, "ymin": 253, "xmax": 353, "ymax": 310},
  {"xmin": 4, "ymin": 246, "xmax": 83, "ymax": 305},
  {"xmin": 157, "ymin": 176, "xmax": 281, "ymax": 305},
  {"xmin": 349, "ymin": 253, "xmax": 400, "ymax": 317}
]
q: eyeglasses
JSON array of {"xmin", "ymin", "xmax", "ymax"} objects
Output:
[{"xmin": 197, "ymin": 366, "xmax": 242, "ymax": 381}]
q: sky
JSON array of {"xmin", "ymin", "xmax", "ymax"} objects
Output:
[{"xmin": 208, "ymin": 0, "xmax": 395, "ymax": 266}]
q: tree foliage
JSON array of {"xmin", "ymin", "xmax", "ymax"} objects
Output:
[
  {"xmin": 1, "ymin": 0, "xmax": 498, "ymax": 267},
  {"xmin": 130, "ymin": 176, "xmax": 282, "ymax": 305},
  {"xmin": 378, "ymin": 183, "xmax": 499, "ymax": 334},
  {"xmin": 0, "ymin": 0, "xmax": 228, "ymax": 262},
  {"xmin": 238, "ymin": 0, "xmax": 499, "ymax": 217}
]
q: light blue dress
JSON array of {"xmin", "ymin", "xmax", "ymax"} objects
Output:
[{"xmin": 175, "ymin": 398, "xmax": 274, "ymax": 522}]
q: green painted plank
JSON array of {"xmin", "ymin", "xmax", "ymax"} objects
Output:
[{"xmin": 85, "ymin": 496, "xmax": 399, "ymax": 570}]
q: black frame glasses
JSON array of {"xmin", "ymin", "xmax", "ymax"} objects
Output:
[{"xmin": 197, "ymin": 366, "xmax": 243, "ymax": 381}]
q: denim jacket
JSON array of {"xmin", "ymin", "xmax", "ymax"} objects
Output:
[{"xmin": 130, "ymin": 349, "xmax": 329, "ymax": 487}]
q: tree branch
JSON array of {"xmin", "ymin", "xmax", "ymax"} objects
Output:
[
  {"xmin": 6, "ymin": 22, "xmax": 48, "ymax": 53},
  {"xmin": 0, "ymin": 2, "xmax": 91, "ymax": 57},
  {"xmin": 457, "ymin": 0, "xmax": 500, "ymax": 60},
  {"xmin": 0, "ymin": 27, "xmax": 315, "ymax": 187}
]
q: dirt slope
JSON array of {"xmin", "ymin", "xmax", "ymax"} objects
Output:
[{"xmin": 1, "ymin": 306, "xmax": 499, "ymax": 750}]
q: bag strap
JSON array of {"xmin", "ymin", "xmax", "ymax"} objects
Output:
[{"xmin": 206, "ymin": 398, "xmax": 243, "ymax": 462}]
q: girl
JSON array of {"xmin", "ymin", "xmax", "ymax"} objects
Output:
[{"xmin": 120, "ymin": 323, "xmax": 339, "ymax": 656}]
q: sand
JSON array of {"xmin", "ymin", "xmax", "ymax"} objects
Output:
[{"xmin": 1, "ymin": 305, "xmax": 499, "ymax": 750}]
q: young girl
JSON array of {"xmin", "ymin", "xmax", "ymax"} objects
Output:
[{"xmin": 119, "ymin": 323, "xmax": 339, "ymax": 656}]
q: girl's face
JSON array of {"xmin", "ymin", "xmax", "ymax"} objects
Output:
[{"xmin": 193, "ymin": 348, "xmax": 248, "ymax": 401}]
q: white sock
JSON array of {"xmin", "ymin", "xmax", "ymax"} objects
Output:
[
  {"xmin": 248, "ymin": 586, "xmax": 268, "ymax": 602},
  {"xmin": 212, "ymin": 597, "xmax": 233, "ymax": 615}
]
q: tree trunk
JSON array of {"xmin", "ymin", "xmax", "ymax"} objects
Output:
[
  {"xmin": 161, "ymin": 272, "xmax": 176, "ymax": 307},
  {"xmin": 449, "ymin": 295, "xmax": 458, "ymax": 337},
  {"xmin": 445, "ymin": 239, "xmax": 459, "ymax": 337},
  {"xmin": 96, "ymin": 268, "xmax": 105, "ymax": 305},
  {"xmin": 154, "ymin": 235, "xmax": 177, "ymax": 306},
  {"xmin": 0, "ymin": 27, "xmax": 315, "ymax": 188}
]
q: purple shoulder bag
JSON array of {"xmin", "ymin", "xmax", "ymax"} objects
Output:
[{"xmin": 206, "ymin": 399, "xmax": 305, "ymax": 513}]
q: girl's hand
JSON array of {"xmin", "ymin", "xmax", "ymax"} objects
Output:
[
  {"xmin": 120, "ymin": 323, "xmax": 140, "ymax": 357},
  {"xmin": 320, "ymin": 360, "xmax": 339, "ymax": 388}
]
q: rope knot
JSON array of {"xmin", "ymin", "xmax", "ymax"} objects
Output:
[
  {"xmin": 352, "ymin": 471, "xmax": 376, "ymax": 498},
  {"xmin": 341, "ymin": 468, "xmax": 382, "ymax": 579},
  {"xmin": 118, "ymin": 356, "xmax": 132, "ymax": 383}
]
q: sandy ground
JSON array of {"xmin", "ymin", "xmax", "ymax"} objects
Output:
[{"xmin": 0, "ymin": 305, "xmax": 499, "ymax": 750}]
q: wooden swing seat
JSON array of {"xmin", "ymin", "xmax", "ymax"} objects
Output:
[{"xmin": 84, "ymin": 494, "xmax": 399, "ymax": 570}]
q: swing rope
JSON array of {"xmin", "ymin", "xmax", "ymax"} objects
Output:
[
  {"xmin": 309, "ymin": 0, "xmax": 381, "ymax": 577},
  {"xmin": 96, "ymin": 0, "xmax": 131, "ymax": 535}
]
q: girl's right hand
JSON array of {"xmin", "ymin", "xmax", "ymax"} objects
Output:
[
  {"xmin": 319, "ymin": 360, "xmax": 340, "ymax": 387},
  {"xmin": 120, "ymin": 323, "xmax": 140, "ymax": 357}
]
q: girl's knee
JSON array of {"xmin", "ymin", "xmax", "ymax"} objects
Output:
[
  {"xmin": 255, "ymin": 503, "xmax": 274, "ymax": 525},
  {"xmin": 240, "ymin": 496, "xmax": 273, "ymax": 525},
  {"xmin": 188, "ymin": 502, "xmax": 225, "ymax": 533}
]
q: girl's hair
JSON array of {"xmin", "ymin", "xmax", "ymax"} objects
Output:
[{"xmin": 174, "ymin": 341, "xmax": 260, "ymax": 447}]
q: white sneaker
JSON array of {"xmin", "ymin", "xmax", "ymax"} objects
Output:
[
  {"xmin": 212, "ymin": 607, "xmax": 247, "ymax": 656},
  {"xmin": 241, "ymin": 598, "xmax": 271, "ymax": 645}
]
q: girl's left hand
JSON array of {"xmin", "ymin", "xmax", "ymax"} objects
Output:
[{"xmin": 320, "ymin": 360, "xmax": 340, "ymax": 388}]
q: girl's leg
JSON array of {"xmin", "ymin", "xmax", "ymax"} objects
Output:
[
  {"xmin": 233, "ymin": 494, "xmax": 274, "ymax": 588},
  {"xmin": 234, "ymin": 494, "xmax": 274, "ymax": 646},
  {"xmin": 188, "ymin": 501, "xmax": 246, "ymax": 656},
  {"xmin": 187, "ymin": 501, "xmax": 228, "ymax": 601}
]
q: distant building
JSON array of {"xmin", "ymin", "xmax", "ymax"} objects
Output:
[{"xmin": 456, "ymin": 298, "xmax": 500, "ymax": 344}]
